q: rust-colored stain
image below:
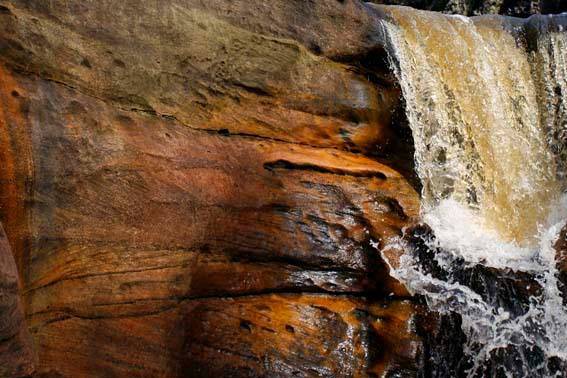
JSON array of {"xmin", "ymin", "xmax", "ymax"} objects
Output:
[{"xmin": 0, "ymin": 63, "xmax": 33, "ymax": 288}]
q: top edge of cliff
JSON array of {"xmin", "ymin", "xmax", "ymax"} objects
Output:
[{"xmin": 366, "ymin": 0, "xmax": 567, "ymax": 18}]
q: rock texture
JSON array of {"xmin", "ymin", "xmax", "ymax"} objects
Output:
[
  {"xmin": 0, "ymin": 223, "xmax": 35, "ymax": 378},
  {"xmin": 0, "ymin": 0, "xmax": 426, "ymax": 377}
]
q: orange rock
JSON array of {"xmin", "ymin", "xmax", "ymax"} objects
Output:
[{"xmin": 0, "ymin": 1, "xmax": 424, "ymax": 376}]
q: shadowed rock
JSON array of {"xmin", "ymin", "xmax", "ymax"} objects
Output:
[{"xmin": 0, "ymin": 223, "xmax": 35, "ymax": 377}]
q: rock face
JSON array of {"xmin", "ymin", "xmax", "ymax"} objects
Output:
[
  {"xmin": 0, "ymin": 0, "xmax": 427, "ymax": 377},
  {"xmin": 0, "ymin": 223, "xmax": 35, "ymax": 378}
]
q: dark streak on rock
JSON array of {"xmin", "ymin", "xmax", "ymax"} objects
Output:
[{"xmin": 264, "ymin": 159, "xmax": 387, "ymax": 179}]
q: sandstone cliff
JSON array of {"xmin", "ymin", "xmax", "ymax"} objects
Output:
[{"xmin": 0, "ymin": 1, "xmax": 424, "ymax": 376}]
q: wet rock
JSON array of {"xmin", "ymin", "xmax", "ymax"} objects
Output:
[
  {"xmin": 415, "ymin": 311, "xmax": 469, "ymax": 378},
  {"xmin": 474, "ymin": 345, "xmax": 567, "ymax": 378},
  {"xmin": 404, "ymin": 224, "xmax": 560, "ymax": 377},
  {"xmin": 181, "ymin": 295, "xmax": 422, "ymax": 377},
  {"xmin": 404, "ymin": 224, "xmax": 543, "ymax": 316},
  {"xmin": 554, "ymin": 225, "xmax": 567, "ymax": 305},
  {"xmin": 0, "ymin": 0, "xmax": 423, "ymax": 376}
]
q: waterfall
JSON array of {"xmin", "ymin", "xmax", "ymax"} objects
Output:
[{"xmin": 373, "ymin": 5, "xmax": 567, "ymax": 377}]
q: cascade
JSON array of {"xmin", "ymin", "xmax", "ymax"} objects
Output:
[{"xmin": 374, "ymin": 5, "xmax": 567, "ymax": 377}]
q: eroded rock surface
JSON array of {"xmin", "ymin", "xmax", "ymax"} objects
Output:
[
  {"xmin": 0, "ymin": 223, "xmax": 35, "ymax": 378},
  {"xmin": 0, "ymin": 0, "xmax": 427, "ymax": 377}
]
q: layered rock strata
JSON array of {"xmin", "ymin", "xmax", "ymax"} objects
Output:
[{"xmin": 0, "ymin": 1, "xmax": 426, "ymax": 376}]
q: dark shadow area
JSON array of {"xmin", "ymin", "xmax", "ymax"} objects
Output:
[
  {"xmin": 337, "ymin": 46, "xmax": 422, "ymax": 193},
  {"xmin": 405, "ymin": 224, "xmax": 567, "ymax": 377}
]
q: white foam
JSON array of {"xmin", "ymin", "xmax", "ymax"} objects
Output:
[{"xmin": 422, "ymin": 199, "xmax": 538, "ymax": 269}]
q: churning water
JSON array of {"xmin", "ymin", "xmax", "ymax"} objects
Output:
[{"xmin": 373, "ymin": 5, "xmax": 567, "ymax": 377}]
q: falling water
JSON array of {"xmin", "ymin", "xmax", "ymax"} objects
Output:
[{"xmin": 373, "ymin": 5, "xmax": 567, "ymax": 377}]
